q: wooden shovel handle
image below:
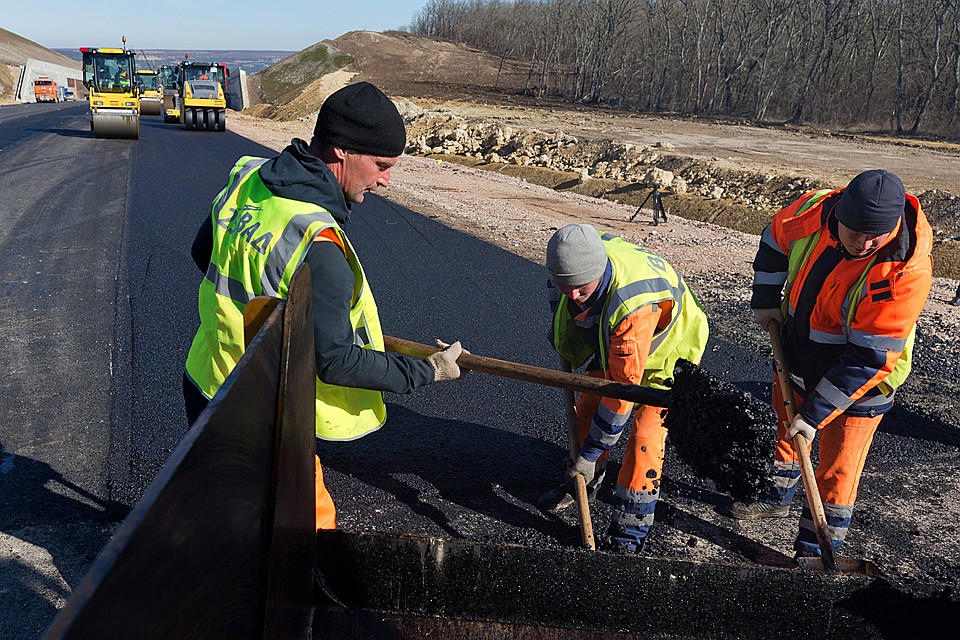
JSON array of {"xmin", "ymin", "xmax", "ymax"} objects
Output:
[
  {"xmin": 383, "ymin": 336, "xmax": 670, "ymax": 408},
  {"xmin": 572, "ymin": 473, "xmax": 596, "ymax": 550},
  {"xmin": 765, "ymin": 322, "xmax": 838, "ymax": 571},
  {"xmin": 561, "ymin": 360, "xmax": 596, "ymax": 551}
]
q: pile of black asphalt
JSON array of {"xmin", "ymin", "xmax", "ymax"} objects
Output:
[{"xmin": 665, "ymin": 359, "xmax": 777, "ymax": 502}]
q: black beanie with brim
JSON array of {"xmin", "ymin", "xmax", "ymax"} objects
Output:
[
  {"xmin": 313, "ymin": 82, "xmax": 406, "ymax": 157},
  {"xmin": 835, "ymin": 169, "xmax": 905, "ymax": 235}
]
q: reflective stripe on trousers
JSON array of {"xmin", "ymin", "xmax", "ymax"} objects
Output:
[{"xmin": 769, "ymin": 375, "xmax": 881, "ymax": 556}]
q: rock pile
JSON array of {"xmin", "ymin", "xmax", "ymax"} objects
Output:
[{"xmin": 401, "ymin": 109, "xmax": 826, "ymax": 212}]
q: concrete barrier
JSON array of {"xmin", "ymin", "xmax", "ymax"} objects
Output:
[{"xmin": 16, "ymin": 58, "xmax": 83, "ymax": 103}]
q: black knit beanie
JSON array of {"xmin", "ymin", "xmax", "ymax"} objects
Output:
[
  {"xmin": 313, "ymin": 82, "xmax": 406, "ymax": 157},
  {"xmin": 835, "ymin": 169, "xmax": 905, "ymax": 235}
]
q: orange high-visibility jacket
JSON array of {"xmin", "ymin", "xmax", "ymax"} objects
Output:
[{"xmin": 752, "ymin": 188, "xmax": 933, "ymax": 428}]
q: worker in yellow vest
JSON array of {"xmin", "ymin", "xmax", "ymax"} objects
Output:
[
  {"xmin": 540, "ymin": 224, "xmax": 709, "ymax": 552},
  {"xmin": 184, "ymin": 82, "xmax": 466, "ymax": 530}
]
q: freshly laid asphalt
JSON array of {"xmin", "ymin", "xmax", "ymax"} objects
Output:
[{"xmin": 1, "ymin": 101, "xmax": 957, "ymax": 639}]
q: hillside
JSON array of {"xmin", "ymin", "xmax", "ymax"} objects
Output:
[
  {"xmin": 0, "ymin": 27, "xmax": 79, "ymax": 101},
  {"xmin": 247, "ymin": 30, "xmax": 530, "ymax": 120}
]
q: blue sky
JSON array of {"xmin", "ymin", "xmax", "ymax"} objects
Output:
[{"xmin": 5, "ymin": 0, "xmax": 432, "ymax": 51}]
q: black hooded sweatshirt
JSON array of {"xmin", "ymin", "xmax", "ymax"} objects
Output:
[{"xmin": 191, "ymin": 138, "xmax": 434, "ymax": 393}]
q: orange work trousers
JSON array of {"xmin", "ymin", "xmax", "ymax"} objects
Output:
[
  {"xmin": 574, "ymin": 381, "xmax": 668, "ymax": 496},
  {"xmin": 315, "ymin": 455, "xmax": 337, "ymax": 530},
  {"xmin": 771, "ymin": 376, "xmax": 881, "ymax": 507}
]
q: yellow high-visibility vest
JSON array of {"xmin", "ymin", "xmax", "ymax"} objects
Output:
[
  {"xmin": 185, "ymin": 156, "xmax": 386, "ymax": 440},
  {"xmin": 552, "ymin": 232, "xmax": 709, "ymax": 390}
]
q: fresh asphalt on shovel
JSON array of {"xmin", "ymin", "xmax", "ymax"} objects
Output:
[
  {"xmin": 386, "ymin": 334, "xmax": 876, "ymax": 576},
  {"xmin": 386, "ymin": 341, "xmax": 771, "ymax": 506}
]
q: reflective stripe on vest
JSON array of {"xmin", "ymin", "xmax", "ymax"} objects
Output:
[
  {"xmin": 551, "ymin": 232, "xmax": 709, "ymax": 391},
  {"xmin": 185, "ymin": 156, "xmax": 387, "ymax": 440}
]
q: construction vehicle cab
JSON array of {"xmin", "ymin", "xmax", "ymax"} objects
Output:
[
  {"xmin": 135, "ymin": 69, "xmax": 162, "ymax": 116},
  {"xmin": 179, "ymin": 61, "xmax": 228, "ymax": 132},
  {"xmin": 80, "ymin": 47, "xmax": 140, "ymax": 139},
  {"xmin": 158, "ymin": 64, "xmax": 181, "ymax": 123},
  {"xmin": 33, "ymin": 76, "xmax": 59, "ymax": 103}
]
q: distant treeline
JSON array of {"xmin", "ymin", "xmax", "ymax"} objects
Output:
[{"xmin": 408, "ymin": 0, "xmax": 960, "ymax": 137}]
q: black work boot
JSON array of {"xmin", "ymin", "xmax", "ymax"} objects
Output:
[
  {"xmin": 538, "ymin": 470, "xmax": 605, "ymax": 513},
  {"xmin": 728, "ymin": 500, "xmax": 790, "ymax": 520}
]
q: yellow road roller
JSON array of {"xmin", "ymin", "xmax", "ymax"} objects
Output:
[
  {"xmin": 136, "ymin": 69, "xmax": 162, "ymax": 116},
  {"xmin": 80, "ymin": 46, "xmax": 140, "ymax": 139},
  {"xmin": 179, "ymin": 61, "xmax": 228, "ymax": 132},
  {"xmin": 158, "ymin": 64, "xmax": 181, "ymax": 123}
]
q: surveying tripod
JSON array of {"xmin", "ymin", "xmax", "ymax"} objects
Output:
[{"xmin": 629, "ymin": 183, "xmax": 668, "ymax": 225}]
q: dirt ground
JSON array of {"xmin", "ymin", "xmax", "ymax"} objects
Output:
[{"xmin": 226, "ymin": 106, "xmax": 960, "ymax": 336}]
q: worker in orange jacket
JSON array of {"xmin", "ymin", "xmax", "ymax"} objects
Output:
[{"xmin": 731, "ymin": 170, "xmax": 933, "ymax": 559}]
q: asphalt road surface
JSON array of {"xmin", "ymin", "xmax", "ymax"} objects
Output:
[
  {"xmin": 1, "ymin": 102, "xmax": 957, "ymax": 639},
  {"xmin": 0, "ymin": 102, "xmax": 280, "ymax": 638}
]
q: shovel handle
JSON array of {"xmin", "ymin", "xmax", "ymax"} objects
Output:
[
  {"xmin": 561, "ymin": 360, "xmax": 596, "ymax": 551},
  {"xmin": 572, "ymin": 473, "xmax": 596, "ymax": 550},
  {"xmin": 765, "ymin": 322, "xmax": 838, "ymax": 572},
  {"xmin": 383, "ymin": 336, "xmax": 670, "ymax": 407}
]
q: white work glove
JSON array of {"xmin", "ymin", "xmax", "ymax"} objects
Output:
[
  {"xmin": 567, "ymin": 455, "xmax": 597, "ymax": 485},
  {"xmin": 752, "ymin": 308, "xmax": 783, "ymax": 330},
  {"xmin": 427, "ymin": 340, "xmax": 466, "ymax": 382},
  {"xmin": 435, "ymin": 339, "xmax": 470, "ymax": 379},
  {"xmin": 786, "ymin": 414, "xmax": 817, "ymax": 444}
]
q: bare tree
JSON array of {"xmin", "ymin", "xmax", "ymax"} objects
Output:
[
  {"xmin": 909, "ymin": 0, "xmax": 949, "ymax": 132},
  {"xmin": 407, "ymin": 0, "xmax": 960, "ymax": 137}
]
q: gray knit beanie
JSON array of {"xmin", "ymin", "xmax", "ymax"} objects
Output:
[
  {"xmin": 835, "ymin": 169, "xmax": 905, "ymax": 235},
  {"xmin": 546, "ymin": 224, "xmax": 608, "ymax": 287}
]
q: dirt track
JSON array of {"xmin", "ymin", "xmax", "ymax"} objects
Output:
[{"xmin": 249, "ymin": 31, "xmax": 960, "ymax": 277}]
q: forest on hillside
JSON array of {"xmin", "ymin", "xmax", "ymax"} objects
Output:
[{"xmin": 408, "ymin": 0, "xmax": 960, "ymax": 137}]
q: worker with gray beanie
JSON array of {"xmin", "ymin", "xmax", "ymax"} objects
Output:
[
  {"xmin": 540, "ymin": 223, "xmax": 709, "ymax": 554},
  {"xmin": 185, "ymin": 81, "xmax": 467, "ymax": 532},
  {"xmin": 734, "ymin": 170, "xmax": 933, "ymax": 563}
]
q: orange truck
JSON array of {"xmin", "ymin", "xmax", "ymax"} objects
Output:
[{"xmin": 33, "ymin": 76, "xmax": 59, "ymax": 102}]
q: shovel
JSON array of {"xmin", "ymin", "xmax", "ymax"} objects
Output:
[
  {"xmin": 765, "ymin": 322, "xmax": 879, "ymax": 576},
  {"xmin": 560, "ymin": 360, "xmax": 596, "ymax": 550},
  {"xmin": 382, "ymin": 336, "xmax": 670, "ymax": 407}
]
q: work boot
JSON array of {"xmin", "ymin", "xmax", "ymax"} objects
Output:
[
  {"xmin": 538, "ymin": 485, "xmax": 575, "ymax": 512},
  {"xmin": 728, "ymin": 500, "xmax": 790, "ymax": 520},
  {"xmin": 538, "ymin": 471, "xmax": 604, "ymax": 513}
]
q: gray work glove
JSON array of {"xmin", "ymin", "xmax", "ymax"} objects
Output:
[
  {"xmin": 786, "ymin": 414, "xmax": 817, "ymax": 444},
  {"xmin": 752, "ymin": 307, "xmax": 783, "ymax": 330},
  {"xmin": 427, "ymin": 340, "xmax": 465, "ymax": 382},
  {"xmin": 566, "ymin": 455, "xmax": 597, "ymax": 485}
]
